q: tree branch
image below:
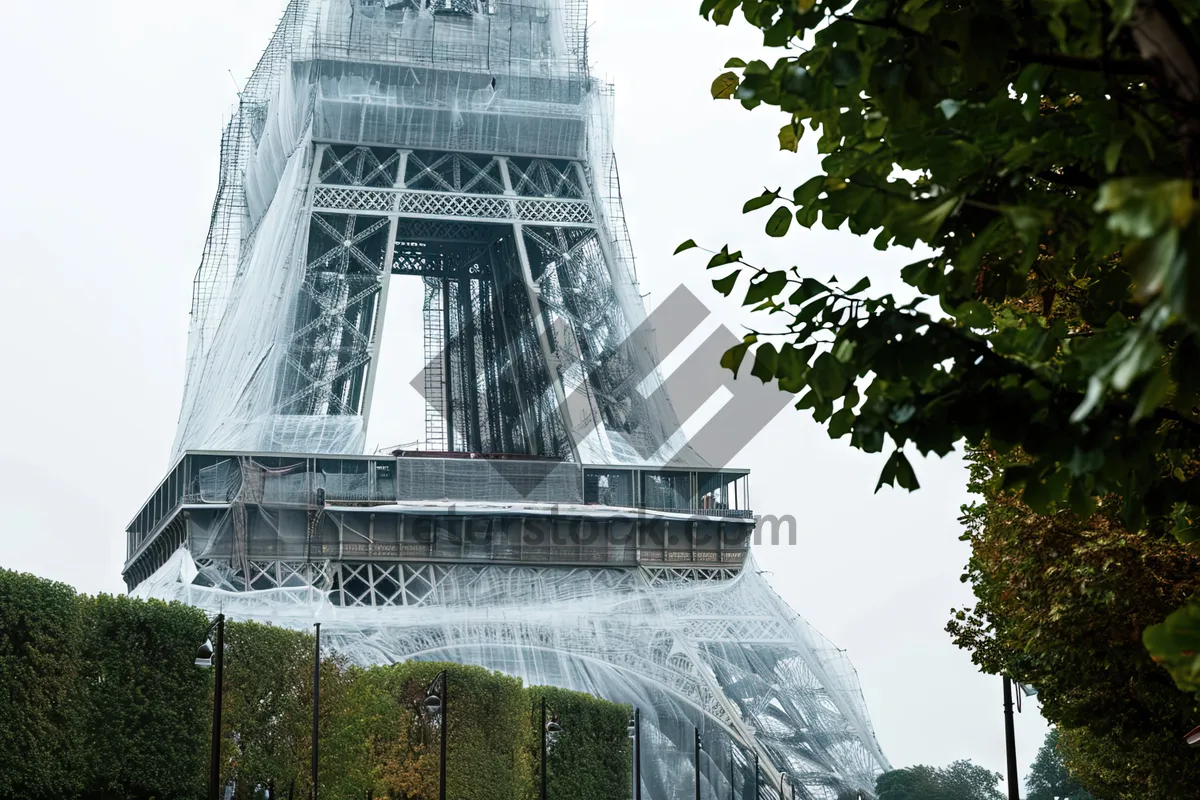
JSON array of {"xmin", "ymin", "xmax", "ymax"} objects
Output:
[
  {"xmin": 1014, "ymin": 49, "xmax": 1156, "ymax": 75},
  {"xmin": 837, "ymin": 14, "xmax": 922, "ymax": 37},
  {"xmin": 1036, "ymin": 168, "xmax": 1100, "ymax": 191}
]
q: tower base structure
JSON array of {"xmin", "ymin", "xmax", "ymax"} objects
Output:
[
  {"xmin": 128, "ymin": 451, "xmax": 888, "ymax": 798},
  {"xmin": 127, "ymin": 1, "xmax": 892, "ymax": 795}
]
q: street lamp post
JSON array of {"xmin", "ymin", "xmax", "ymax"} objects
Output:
[
  {"xmin": 194, "ymin": 613, "xmax": 225, "ymax": 800},
  {"xmin": 753, "ymin": 752, "xmax": 759, "ymax": 800},
  {"xmin": 627, "ymin": 708, "xmax": 641, "ymax": 800},
  {"xmin": 1002, "ymin": 677, "xmax": 1019, "ymax": 800},
  {"xmin": 424, "ymin": 671, "xmax": 448, "ymax": 800},
  {"xmin": 779, "ymin": 771, "xmax": 788, "ymax": 800},
  {"xmin": 312, "ymin": 623, "xmax": 321, "ymax": 800},
  {"xmin": 694, "ymin": 727, "xmax": 702, "ymax": 800},
  {"xmin": 539, "ymin": 696, "xmax": 563, "ymax": 800}
]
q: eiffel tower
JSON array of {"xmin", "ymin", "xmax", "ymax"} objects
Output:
[{"xmin": 124, "ymin": 1, "xmax": 889, "ymax": 796}]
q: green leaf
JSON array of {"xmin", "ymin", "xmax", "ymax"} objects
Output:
[
  {"xmin": 876, "ymin": 449, "xmax": 919, "ymax": 492},
  {"xmin": 744, "ymin": 270, "xmax": 788, "ymax": 306},
  {"xmin": 720, "ymin": 340, "xmax": 752, "ymax": 375},
  {"xmin": 724, "ymin": 57, "xmax": 747, "ymax": 68},
  {"xmin": 829, "ymin": 49, "xmax": 861, "ymax": 87},
  {"xmin": 766, "ymin": 206, "xmax": 793, "ymax": 237},
  {"xmin": 810, "ymin": 353, "xmax": 848, "ymax": 399},
  {"xmin": 1134, "ymin": 368, "xmax": 1170, "ymax": 421},
  {"xmin": 1144, "ymin": 599, "xmax": 1200, "ymax": 692},
  {"xmin": 792, "ymin": 175, "xmax": 827, "ymax": 206},
  {"xmin": 711, "ymin": 71, "xmax": 740, "ymax": 100},
  {"xmin": 1013, "ymin": 64, "xmax": 1051, "ymax": 121},
  {"xmin": 674, "ymin": 239, "xmax": 698, "ymax": 255},
  {"xmin": 789, "ymin": 277, "xmax": 829, "ymax": 304},
  {"xmin": 776, "ymin": 343, "xmax": 808, "ymax": 392},
  {"xmin": 1110, "ymin": 0, "xmax": 1138, "ymax": 25},
  {"xmin": 1023, "ymin": 478, "xmax": 1052, "ymax": 515},
  {"xmin": 1096, "ymin": 178, "xmax": 1195, "ymax": 238},
  {"xmin": 955, "ymin": 300, "xmax": 993, "ymax": 329},
  {"xmin": 892, "ymin": 451, "xmax": 920, "ymax": 490},
  {"xmin": 1172, "ymin": 503, "xmax": 1200, "ymax": 544},
  {"xmin": 1000, "ymin": 465, "xmax": 1034, "ymax": 491},
  {"xmin": 1068, "ymin": 478, "xmax": 1097, "ymax": 517},
  {"xmin": 846, "ymin": 276, "xmax": 871, "ymax": 294},
  {"xmin": 712, "ymin": 271, "xmax": 739, "ymax": 296},
  {"xmin": 706, "ymin": 246, "xmax": 743, "ymax": 269},
  {"xmin": 743, "ymin": 190, "xmax": 780, "ymax": 214},
  {"xmin": 778, "ymin": 123, "xmax": 802, "ymax": 152},
  {"xmin": 1001, "ymin": 205, "xmax": 1050, "ymax": 248},
  {"xmin": 828, "ymin": 408, "xmax": 855, "ymax": 438},
  {"xmin": 1104, "ymin": 134, "xmax": 1129, "ymax": 174},
  {"xmin": 751, "ymin": 343, "xmax": 779, "ymax": 383}
]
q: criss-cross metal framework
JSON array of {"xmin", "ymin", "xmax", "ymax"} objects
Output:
[
  {"xmin": 135, "ymin": 2, "xmax": 890, "ymax": 797},
  {"xmin": 269, "ymin": 140, "xmax": 669, "ymax": 461}
]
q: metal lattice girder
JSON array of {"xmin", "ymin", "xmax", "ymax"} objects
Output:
[
  {"xmin": 312, "ymin": 185, "xmax": 596, "ymax": 226},
  {"xmin": 505, "ymin": 156, "xmax": 586, "ymax": 199}
]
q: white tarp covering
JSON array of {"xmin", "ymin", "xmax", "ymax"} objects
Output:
[
  {"xmin": 137, "ymin": 546, "xmax": 889, "ymax": 797},
  {"xmin": 145, "ymin": 2, "xmax": 891, "ymax": 797}
]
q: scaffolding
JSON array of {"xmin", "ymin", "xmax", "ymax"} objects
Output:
[{"xmin": 141, "ymin": 2, "xmax": 892, "ymax": 797}]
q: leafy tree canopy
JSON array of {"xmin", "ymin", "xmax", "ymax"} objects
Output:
[
  {"xmin": 683, "ymin": 0, "xmax": 1200, "ymax": 686},
  {"xmin": 875, "ymin": 760, "xmax": 1003, "ymax": 800},
  {"xmin": 948, "ymin": 444, "xmax": 1200, "ymax": 799},
  {"xmin": 1025, "ymin": 730, "xmax": 1095, "ymax": 800}
]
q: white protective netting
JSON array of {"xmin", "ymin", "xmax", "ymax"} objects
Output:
[
  {"xmin": 151, "ymin": 1, "xmax": 891, "ymax": 796},
  {"xmin": 171, "ymin": 0, "xmax": 694, "ymax": 465},
  {"xmin": 136, "ymin": 546, "xmax": 889, "ymax": 798}
]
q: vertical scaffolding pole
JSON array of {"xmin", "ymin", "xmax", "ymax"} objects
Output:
[
  {"xmin": 442, "ymin": 279, "xmax": 455, "ymax": 450},
  {"xmin": 361, "ymin": 150, "xmax": 408, "ymax": 432},
  {"xmin": 488, "ymin": 245, "xmax": 535, "ymax": 454},
  {"xmin": 461, "ymin": 278, "xmax": 481, "ymax": 452},
  {"xmin": 497, "ymin": 156, "xmax": 579, "ymax": 461}
]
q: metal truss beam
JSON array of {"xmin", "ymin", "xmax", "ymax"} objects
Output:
[{"xmin": 312, "ymin": 185, "xmax": 596, "ymax": 227}]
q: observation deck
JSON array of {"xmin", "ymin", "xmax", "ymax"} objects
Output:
[{"xmin": 123, "ymin": 451, "xmax": 754, "ymax": 592}]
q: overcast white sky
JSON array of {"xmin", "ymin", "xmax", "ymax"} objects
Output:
[{"xmin": 0, "ymin": 0, "xmax": 1048, "ymax": 784}]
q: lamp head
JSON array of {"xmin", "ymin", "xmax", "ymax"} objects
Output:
[
  {"xmin": 194, "ymin": 639, "xmax": 214, "ymax": 668},
  {"xmin": 424, "ymin": 693, "xmax": 443, "ymax": 713}
]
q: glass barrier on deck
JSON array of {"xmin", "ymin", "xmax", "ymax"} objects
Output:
[{"xmin": 127, "ymin": 453, "xmax": 753, "ymax": 558}]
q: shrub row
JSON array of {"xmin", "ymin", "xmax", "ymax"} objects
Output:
[{"xmin": 0, "ymin": 568, "xmax": 631, "ymax": 800}]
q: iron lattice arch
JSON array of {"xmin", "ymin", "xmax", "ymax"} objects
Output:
[
  {"xmin": 137, "ymin": 550, "xmax": 887, "ymax": 799},
  {"xmin": 274, "ymin": 142, "xmax": 671, "ymax": 460}
]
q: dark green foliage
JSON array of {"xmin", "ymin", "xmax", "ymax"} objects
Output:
[
  {"xmin": 221, "ymin": 620, "xmax": 358, "ymax": 800},
  {"xmin": 351, "ymin": 660, "xmax": 535, "ymax": 800},
  {"xmin": 0, "ymin": 569, "xmax": 633, "ymax": 800},
  {"xmin": 530, "ymin": 685, "xmax": 634, "ymax": 800},
  {"xmin": 948, "ymin": 446, "xmax": 1200, "ymax": 799},
  {"xmin": 685, "ymin": 0, "xmax": 1200, "ymax": 686},
  {"xmin": 0, "ymin": 570, "xmax": 83, "ymax": 800},
  {"xmin": 1026, "ymin": 730, "xmax": 1095, "ymax": 800},
  {"xmin": 78, "ymin": 594, "xmax": 210, "ymax": 800},
  {"xmin": 875, "ymin": 761, "xmax": 1002, "ymax": 800}
]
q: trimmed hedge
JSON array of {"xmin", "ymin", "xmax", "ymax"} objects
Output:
[{"xmin": 0, "ymin": 569, "xmax": 633, "ymax": 800}]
